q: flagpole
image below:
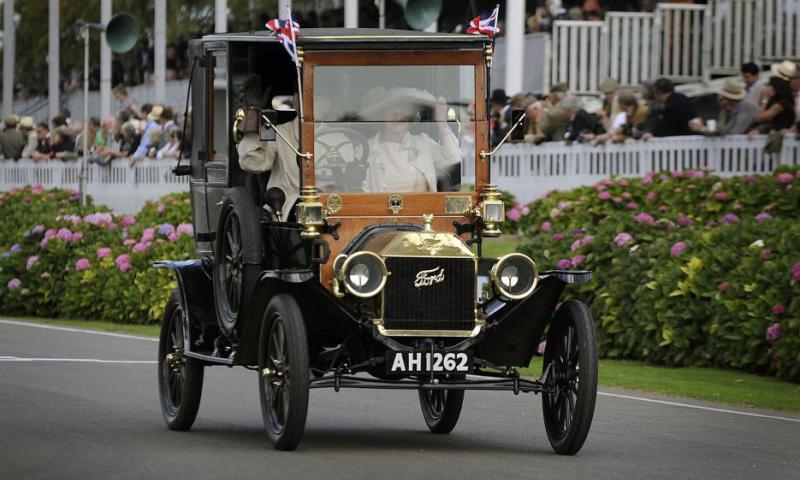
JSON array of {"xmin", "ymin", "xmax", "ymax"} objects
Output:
[
  {"xmin": 487, "ymin": 4, "xmax": 499, "ymax": 148},
  {"xmin": 287, "ymin": 8, "xmax": 304, "ymax": 124}
]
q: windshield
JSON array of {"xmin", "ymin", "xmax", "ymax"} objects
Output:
[{"xmin": 313, "ymin": 65, "xmax": 475, "ymax": 193}]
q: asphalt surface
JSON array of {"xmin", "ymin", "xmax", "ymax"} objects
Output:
[{"xmin": 1, "ymin": 319, "xmax": 798, "ymax": 480}]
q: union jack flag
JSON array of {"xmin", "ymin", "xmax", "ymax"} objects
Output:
[
  {"xmin": 467, "ymin": 6, "xmax": 500, "ymax": 38},
  {"xmin": 265, "ymin": 16, "xmax": 300, "ymax": 64}
]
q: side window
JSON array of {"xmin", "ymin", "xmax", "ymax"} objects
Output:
[{"xmin": 210, "ymin": 50, "xmax": 228, "ymax": 161}]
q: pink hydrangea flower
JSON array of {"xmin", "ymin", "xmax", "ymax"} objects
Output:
[
  {"xmin": 772, "ymin": 304, "xmax": 785, "ymax": 315},
  {"xmin": 718, "ymin": 281, "xmax": 731, "ymax": 293},
  {"xmin": 132, "ymin": 242, "xmax": 150, "ymax": 253},
  {"xmin": 677, "ymin": 213, "xmax": 693, "ymax": 227},
  {"xmin": 69, "ymin": 231, "xmax": 84, "ymax": 243},
  {"xmin": 115, "ymin": 254, "xmax": 133, "ymax": 272},
  {"xmin": 670, "ymin": 241, "xmax": 688, "ymax": 257},
  {"xmin": 44, "ymin": 228, "xmax": 57, "ymax": 240},
  {"xmin": 765, "ymin": 323, "xmax": 782, "ymax": 341},
  {"xmin": 646, "ymin": 191, "xmax": 657, "ymax": 202},
  {"xmin": 570, "ymin": 239, "xmax": 582, "ymax": 252},
  {"xmin": 622, "ymin": 192, "xmax": 632, "ymax": 200},
  {"xmin": 56, "ymin": 228, "xmax": 72, "ymax": 242},
  {"xmin": 176, "ymin": 223, "xmax": 194, "ymax": 236},
  {"xmin": 713, "ymin": 191, "xmax": 728, "ymax": 201},
  {"xmin": 7, "ymin": 278, "xmax": 21, "ymax": 290},
  {"xmin": 743, "ymin": 175, "xmax": 757, "ymax": 183},
  {"xmin": 506, "ymin": 208, "xmax": 521, "ymax": 222},
  {"xmin": 792, "ymin": 262, "xmax": 800, "ymax": 285},
  {"xmin": 123, "ymin": 239, "xmax": 136, "ymax": 246},
  {"xmin": 552, "ymin": 232, "xmax": 565, "ymax": 241},
  {"xmin": 641, "ymin": 173, "xmax": 654, "ymax": 185},
  {"xmin": 761, "ymin": 249, "xmax": 772, "ymax": 261},
  {"xmin": 156, "ymin": 204, "xmax": 166, "ymax": 213},
  {"xmin": 541, "ymin": 221, "xmax": 552, "ymax": 232},
  {"xmin": 658, "ymin": 204, "xmax": 668, "ymax": 212},
  {"xmin": 168, "ymin": 233, "xmax": 180, "ymax": 243},
  {"xmin": 26, "ymin": 255, "xmax": 39, "ymax": 270},
  {"xmin": 158, "ymin": 223, "xmax": 176, "ymax": 236},
  {"xmin": 96, "ymin": 247, "xmax": 112, "ymax": 259},
  {"xmin": 520, "ymin": 206, "xmax": 530, "ymax": 216},
  {"xmin": 75, "ymin": 258, "xmax": 90, "ymax": 272},
  {"xmin": 31, "ymin": 224, "xmax": 45, "ymax": 234},
  {"xmin": 31, "ymin": 184, "xmax": 44, "ymax": 195},
  {"xmin": 627, "ymin": 202, "xmax": 638, "ymax": 210},
  {"xmin": 141, "ymin": 228, "xmax": 156, "ymax": 243},
  {"xmin": 776, "ymin": 172, "xmax": 794, "ymax": 183},
  {"xmin": 556, "ymin": 258, "xmax": 572, "ymax": 269},
  {"xmin": 720, "ymin": 213, "xmax": 739, "ymax": 224},
  {"xmin": 120, "ymin": 215, "xmax": 136, "ymax": 227},
  {"xmin": 571, "ymin": 254, "xmax": 586, "ymax": 267},
  {"xmin": 618, "ymin": 179, "xmax": 629, "ymax": 188},
  {"xmin": 754, "ymin": 212, "xmax": 773, "ymax": 223},
  {"xmin": 634, "ymin": 212, "xmax": 655, "ymax": 225},
  {"xmin": 613, "ymin": 232, "xmax": 633, "ymax": 247},
  {"xmin": 598, "ymin": 191, "xmax": 612, "ymax": 201},
  {"xmin": 672, "ymin": 170, "xmax": 683, "ymax": 178},
  {"xmin": 580, "ymin": 235, "xmax": 594, "ymax": 247}
]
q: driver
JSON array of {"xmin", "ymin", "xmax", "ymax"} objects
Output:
[{"xmin": 361, "ymin": 88, "xmax": 461, "ymax": 192}]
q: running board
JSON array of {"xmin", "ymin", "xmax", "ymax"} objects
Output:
[{"xmin": 183, "ymin": 351, "xmax": 234, "ymax": 366}]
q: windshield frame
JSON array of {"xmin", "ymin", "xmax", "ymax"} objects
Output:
[{"xmin": 301, "ymin": 49, "xmax": 488, "ymax": 215}]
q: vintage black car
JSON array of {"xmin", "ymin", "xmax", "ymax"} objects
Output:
[{"xmin": 156, "ymin": 28, "xmax": 597, "ymax": 454}]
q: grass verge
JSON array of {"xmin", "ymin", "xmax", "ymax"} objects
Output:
[
  {"xmin": 520, "ymin": 359, "xmax": 800, "ymax": 413},
  {"xmin": 5, "ymin": 315, "xmax": 799, "ymax": 413}
]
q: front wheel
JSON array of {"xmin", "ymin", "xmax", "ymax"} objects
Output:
[
  {"xmin": 419, "ymin": 387, "xmax": 464, "ymax": 434},
  {"xmin": 257, "ymin": 294, "xmax": 310, "ymax": 451},
  {"xmin": 541, "ymin": 300, "xmax": 598, "ymax": 455},
  {"xmin": 158, "ymin": 290, "xmax": 204, "ymax": 430}
]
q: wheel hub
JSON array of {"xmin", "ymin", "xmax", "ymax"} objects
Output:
[{"xmin": 166, "ymin": 349, "xmax": 184, "ymax": 372}]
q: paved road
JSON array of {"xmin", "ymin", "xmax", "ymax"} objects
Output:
[{"xmin": 1, "ymin": 319, "xmax": 798, "ymax": 480}]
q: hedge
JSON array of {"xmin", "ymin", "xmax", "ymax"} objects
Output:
[
  {"xmin": 511, "ymin": 167, "xmax": 800, "ymax": 381},
  {"xmin": 0, "ymin": 187, "xmax": 194, "ymax": 324}
]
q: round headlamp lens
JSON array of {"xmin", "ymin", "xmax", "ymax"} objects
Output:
[
  {"xmin": 349, "ymin": 263, "xmax": 370, "ymax": 288},
  {"xmin": 500, "ymin": 265, "xmax": 519, "ymax": 289},
  {"xmin": 492, "ymin": 253, "xmax": 538, "ymax": 300}
]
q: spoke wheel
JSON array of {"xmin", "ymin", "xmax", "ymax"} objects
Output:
[
  {"xmin": 258, "ymin": 294, "xmax": 309, "ymax": 451},
  {"xmin": 542, "ymin": 300, "xmax": 597, "ymax": 455},
  {"xmin": 213, "ymin": 187, "xmax": 262, "ymax": 336},
  {"xmin": 419, "ymin": 385, "xmax": 464, "ymax": 434},
  {"xmin": 158, "ymin": 289, "xmax": 203, "ymax": 430}
]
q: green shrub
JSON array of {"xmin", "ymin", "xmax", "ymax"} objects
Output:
[
  {"xmin": 516, "ymin": 167, "xmax": 800, "ymax": 381},
  {"xmin": 0, "ymin": 186, "xmax": 194, "ymax": 325}
]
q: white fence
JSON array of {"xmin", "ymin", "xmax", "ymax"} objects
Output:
[
  {"xmin": 551, "ymin": 0, "xmax": 800, "ymax": 93},
  {"xmin": 2, "ymin": 135, "xmax": 799, "ymax": 211},
  {"xmin": 484, "ymin": 135, "xmax": 800, "ymax": 202},
  {"xmin": 0, "ymin": 160, "xmax": 188, "ymax": 213}
]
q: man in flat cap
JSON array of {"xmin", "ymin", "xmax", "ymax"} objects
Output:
[{"xmin": 0, "ymin": 115, "xmax": 26, "ymax": 160}]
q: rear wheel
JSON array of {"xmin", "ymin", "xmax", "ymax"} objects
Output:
[
  {"xmin": 541, "ymin": 300, "xmax": 597, "ymax": 455},
  {"xmin": 158, "ymin": 290, "xmax": 204, "ymax": 430},
  {"xmin": 419, "ymin": 387, "xmax": 464, "ymax": 434},
  {"xmin": 213, "ymin": 187, "xmax": 262, "ymax": 336},
  {"xmin": 258, "ymin": 294, "xmax": 310, "ymax": 451}
]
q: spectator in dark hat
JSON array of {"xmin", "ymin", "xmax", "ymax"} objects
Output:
[
  {"xmin": 0, "ymin": 115, "xmax": 26, "ymax": 160},
  {"xmin": 647, "ymin": 78, "xmax": 700, "ymax": 137},
  {"xmin": 490, "ymin": 89, "xmax": 510, "ymax": 144}
]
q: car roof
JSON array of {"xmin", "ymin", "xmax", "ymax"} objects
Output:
[{"xmin": 202, "ymin": 27, "xmax": 490, "ymax": 48}]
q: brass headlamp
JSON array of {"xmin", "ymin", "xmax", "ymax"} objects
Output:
[
  {"xmin": 296, "ymin": 186, "xmax": 324, "ymax": 239},
  {"xmin": 478, "ymin": 184, "xmax": 504, "ymax": 237}
]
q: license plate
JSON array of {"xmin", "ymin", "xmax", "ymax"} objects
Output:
[{"xmin": 386, "ymin": 351, "xmax": 473, "ymax": 374}]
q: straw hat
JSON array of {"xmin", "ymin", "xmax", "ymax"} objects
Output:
[
  {"xmin": 600, "ymin": 78, "xmax": 619, "ymax": 94},
  {"xmin": 19, "ymin": 116, "xmax": 34, "ymax": 129},
  {"xmin": 770, "ymin": 60, "xmax": 797, "ymax": 81},
  {"xmin": 718, "ymin": 79, "xmax": 746, "ymax": 101},
  {"xmin": 147, "ymin": 105, "xmax": 164, "ymax": 121},
  {"xmin": 4, "ymin": 114, "xmax": 18, "ymax": 127},
  {"xmin": 358, "ymin": 87, "xmax": 437, "ymax": 121}
]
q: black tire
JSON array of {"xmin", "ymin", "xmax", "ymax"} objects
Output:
[
  {"xmin": 258, "ymin": 294, "xmax": 310, "ymax": 451},
  {"xmin": 158, "ymin": 290, "xmax": 204, "ymax": 430},
  {"xmin": 541, "ymin": 300, "xmax": 598, "ymax": 455},
  {"xmin": 213, "ymin": 187, "xmax": 263, "ymax": 336},
  {"xmin": 418, "ymin": 387, "xmax": 465, "ymax": 434}
]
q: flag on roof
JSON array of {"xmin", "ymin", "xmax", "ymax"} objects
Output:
[
  {"xmin": 265, "ymin": 16, "xmax": 300, "ymax": 64},
  {"xmin": 467, "ymin": 6, "xmax": 500, "ymax": 38}
]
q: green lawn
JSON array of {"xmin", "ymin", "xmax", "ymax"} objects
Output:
[
  {"xmin": 520, "ymin": 359, "xmax": 800, "ymax": 413},
  {"xmin": 476, "ymin": 235, "xmax": 522, "ymax": 258},
  {"xmin": 6, "ymin": 316, "xmax": 800, "ymax": 414}
]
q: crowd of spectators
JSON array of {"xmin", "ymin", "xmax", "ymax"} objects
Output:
[
  {"xmin": 0, "ymin": 84, "xmax": 185, "ymax": 165},
  {"xmin": 490, "ymin": 60, "xmax": 800, "ymax": 151}
]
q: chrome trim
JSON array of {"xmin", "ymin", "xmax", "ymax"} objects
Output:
[
  {"xmin": 338, "ymin": 251, "xmax": 388, "ymax": 299},
  {"xmin": 490, "ymin": 253, "xmax": 539, "ymax": 300}
]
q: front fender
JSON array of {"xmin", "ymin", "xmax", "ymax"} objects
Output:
[{"xmin": 475, "ymin": 270, "xmax": 591, "ymax": 367}]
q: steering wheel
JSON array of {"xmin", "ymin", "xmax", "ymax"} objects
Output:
[{"xmin": 314, "ymin": 127, "xmax": 370, "ymax": 192}]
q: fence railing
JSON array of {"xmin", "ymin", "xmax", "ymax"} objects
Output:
[
  {"xmin": 551, "ymin": 0, "xmax": 800, "ymax": 93},
  {"xmin": 0, "ymin": 160, "xmax": 188, "ymax": 213},
  {"xmin": 468, "ymin": 134, "xmax": 799, "ymax": 202},
  {"xmin": 2, "ymin": 135, "xmax": 798, "ymax": 211}
]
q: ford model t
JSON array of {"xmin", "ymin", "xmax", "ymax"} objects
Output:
[{"xmin": 156, "ymin": 27, "xmax": 597, "ymax": 454}]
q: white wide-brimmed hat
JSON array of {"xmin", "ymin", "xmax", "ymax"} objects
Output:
[
  {"xmin": 358, "ymin": 87, "xmax": 437, "ymax": 121},
  {"xmin": 718, "ymin": 79, "xmax": 746, "ymax": 101},
  {"xmin": 770, "ymin": 60, "xmax": 797, "ymax": 81}
]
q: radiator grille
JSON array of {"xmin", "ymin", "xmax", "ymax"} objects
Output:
[{"xmin": 382, "ymin": 257, "xmax": 476, "ymax": 332}]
